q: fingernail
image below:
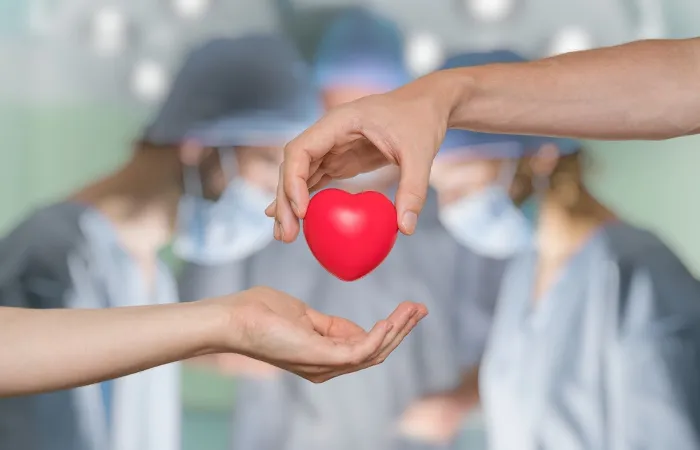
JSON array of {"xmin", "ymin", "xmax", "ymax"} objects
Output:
[
  {"xmin": 401, "ymin": 211, "xmax": 417, "ymax": 235},
  {"xmin": 291, "ymin": 200, "xmax": 300, "ymax": 217}
]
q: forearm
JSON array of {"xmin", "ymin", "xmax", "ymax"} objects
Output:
[
  {"xmin": 0, "ymin": 302, "xmax": 227, "ymax": 396},
  {"xmin": 441, "ymin": 38, "xmax": 700, "ymax": 140}
]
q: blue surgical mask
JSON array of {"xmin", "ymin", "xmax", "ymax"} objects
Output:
[
  {"xmin": 173, "ymin": 151, "xmax": 275, "ymax": 265},
  {"xmin": 438, "ymin": 162, "xmax": 533, "ymax": 259}
]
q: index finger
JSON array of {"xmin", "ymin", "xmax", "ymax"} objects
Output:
[{"xmin": 281, "ymin": 108, "xmax": 360, "ymax": 220}]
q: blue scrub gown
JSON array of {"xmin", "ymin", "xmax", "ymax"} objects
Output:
[
  {"xmin": 0, "ymin": 202, "xmax": 181, "ymax": 450},
  {"xmin": 480, "ymin": 222, "xmax": 700, "ymax": 450}
]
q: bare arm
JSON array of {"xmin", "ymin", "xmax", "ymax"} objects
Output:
[
  {"xmin": 270, "ymin": 38, "xmax": 700, "ymax": 240},
  {"xmin": 0, "ymin": 303, "xmax": 222, "ymax": 396},
  {"xmin": 445, "ymin": 38, "xmax": 700, "ymax": 140},
  {"xmin": 0, "ymin": 288, "xmax": 427, "ymax": 397}
]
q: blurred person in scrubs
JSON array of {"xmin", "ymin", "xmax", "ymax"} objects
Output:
[
  {"xmin": 399, "ymin": 135, "xmax": 534, "ymax": 449},
  {"xmin": 400, "ymin": 49, "xmax": 700, "ymax": 449},
  {"xmin": 0, "ymin": 35, "xmax": 318, "ymax": 450},
  {"xmin": 175, "ymin": 34, "xmax": 321, "ymax": 450},
  {"xmin": 403, "ymin": 137, "xmax": 700, "ymax": 450},
  {"xmin": 314, "ymin": 6, "xmax": 411, "ymax": 189},
  {"xmin": 314, "ymin": 7, "xmax": 410, "ymax": 108},
  {"xmin": 478, "ymin": 142, "xmax": 700, "ymax": 449},
  {"xmin": 178, "ymin": 9, "xmax": 466, "ymax": 450},
  {"xmin": 397, "ymin": 51, "xmax": 533, "ymax": 449}
]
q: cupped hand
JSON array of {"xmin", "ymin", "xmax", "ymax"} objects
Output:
[
  {"xmin": 210, "ymin": 286, "xmax": 428, "ymax": 383},
  {"xmin": 266, "ymin": 74, "xmax": 458, "ymax": 243}
]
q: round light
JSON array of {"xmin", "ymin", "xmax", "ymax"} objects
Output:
[
  {"xmin": 405, "ymin": 33, "xmax": 445, "ymax": 77},
  {"xmin": 548, "ymin": 27, "xmax": 594, "ymax": 56},
  {"xmin": 131, "ymin": 60, "xmax": 170, "ymax": 102},
  {"xmin": 466, "ymin": 0, "xmax": 515, "ymax": 23},
  {"xmin": 172, "ymin": 0, "xmax": 210, "ymax": 19},
  {"xmin": 92, "ymin": 7, "xmax": 127, "ymax": 56}
]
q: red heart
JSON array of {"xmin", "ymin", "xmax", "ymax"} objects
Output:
[{"xmin": 303, "ymin": 188, "xmax": 399, "ymax": 281}]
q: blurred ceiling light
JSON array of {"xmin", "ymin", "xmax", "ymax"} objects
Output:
[
  {"xmin": 465, "ymin": 0, "xmax": 515, "ymax": 23},
  {"xmin": 92, "ymin": 7, "xmax": 127, "ymax": 56},
  {"xmin": 405, "ymin": 32, "xmax": 445, "ymax": 78},
  {"xmin": 548, "ymin": 27, "xmax": 594, "ymax": 56},
  {"xmin": 172, "ymin": 0, "xmax": 210, "ymax": 19},
  {"xmin": 131, "ymin": 59, "xmax": 170, "ymax": 103}
]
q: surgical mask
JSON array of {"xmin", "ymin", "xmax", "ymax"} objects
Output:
[
  {"xmin": 439, "ymin": 161, "xmax": 533, "ymax": 259},
  {"xmin": 173, "ymin": 150, "xmax": 275, "ymax": 265}
]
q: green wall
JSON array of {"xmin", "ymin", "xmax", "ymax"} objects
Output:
[
  {"xmin": 587, "ymin": 140, "xmax": 700, "ymax": 275},
  {"xmin": 0, "ymin": 103, "xmax": 139, "ymax": 231}
]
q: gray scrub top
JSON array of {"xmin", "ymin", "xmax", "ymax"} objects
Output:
[
  {"xmin": 0, "ymin": 202, "xmax": 181, "ymax": 450},
  {"xmin": 481, "ymin": 222, "xmax": 700, "ymax": 450},
  {"xmin": 179, "ymin": 189, "xmax": 509, "ymax": 450}
]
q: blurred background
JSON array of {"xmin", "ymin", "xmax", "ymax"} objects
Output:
[{"xmin": 1, "ymin": 0, "xmax": 699, "ymax": 449}]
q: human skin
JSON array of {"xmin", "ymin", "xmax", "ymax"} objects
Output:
[
  {"xmin": 0, "ymin": 287, "xmax": 427, "ymax": 396},
  {"xmin": 267, "ymin": 37, "xmax": 700, "ymax": 241}
]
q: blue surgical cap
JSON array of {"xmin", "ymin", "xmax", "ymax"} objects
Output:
[
  {"xmin": 438, "ymin": 50, "xmax": 580, "ymax": 160},
  {"xmin": 313, "ymin": 8, "xmax": 410, "ymax": 92},
  {"xmin": 441, "ymin": 49, "xmax": 527, "ymax": 70},
  {"xmin": 143, "ymin": 34, "xmax": 322, "ymax": 148}
]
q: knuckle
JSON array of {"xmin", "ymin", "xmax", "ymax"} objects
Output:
[
  {"xmin": 252, "ymin": 285, "xmax": 275, "ymax": 295},
  {"xmin": 283, "ymin": 137, "xmax": 298, "ymax": 156},
  {"xmin": 339, "ymin": 104, "xmax": 363, "ymax": 134},
  {"xmin": 402, "ymin": 190, "xmax": 426, "ymax": 206}
]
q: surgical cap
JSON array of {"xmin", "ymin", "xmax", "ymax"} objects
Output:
[
  {"xmin": 313, "ymin": 8, "xmax": 410, "ymax": 91},
  {"xmin": 441, "ymin": 49, "xmax": 527, "ymax": 70},
  {"xmin": 143, "ymin": 34, "xmax": 322, "ymax": 148},
  {"xmin": 438, "ymin": 50, "xmax": 580, "ymax": 160}
]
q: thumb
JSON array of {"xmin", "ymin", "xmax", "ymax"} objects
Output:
[{"xmin": 395, "ymin": 152, "xmax": 432, "ymax": 235}]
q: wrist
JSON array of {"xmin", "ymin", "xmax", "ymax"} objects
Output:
[
  {"xmin": 431, "ymin": 68, "xmax": 477, "ymax": 129},
  {"xmin": 187, "ymin": 298, "xmax": 240, "ymax": 357}
]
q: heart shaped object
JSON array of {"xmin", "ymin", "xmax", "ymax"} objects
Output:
[{"xmin": 303, "ymin": 188, "xmax": 399, "ymax": 281}]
